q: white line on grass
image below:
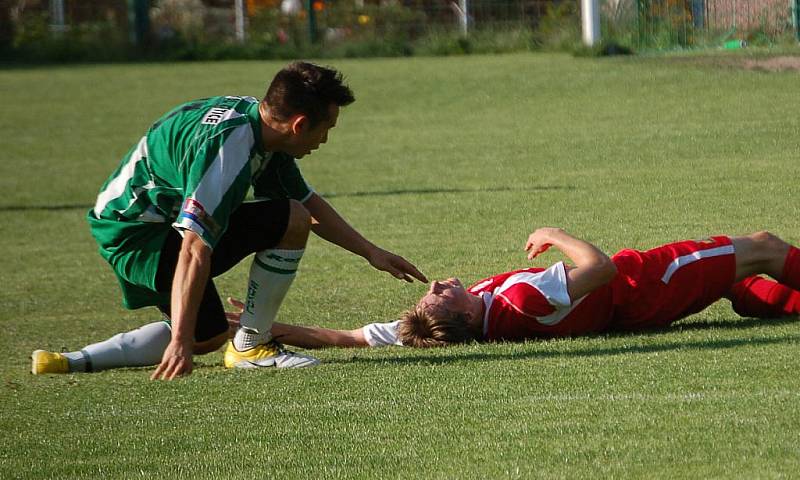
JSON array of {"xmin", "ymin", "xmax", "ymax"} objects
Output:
[{"xmin": 520, "ymin": 389, "xmax": 800, "ymax": 404}]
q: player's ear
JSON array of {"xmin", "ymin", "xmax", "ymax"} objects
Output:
[{"xmin": 290, "ymin": 115, "xmax": 308, "ymax": 135}]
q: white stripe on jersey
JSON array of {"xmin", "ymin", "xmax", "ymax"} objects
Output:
[
  {"xmin": 481, "ymin": 292, "xmax": 492, "ymax": 335},
  {"xmin": 490, "ymin": 262, "xmax": 583, "ymax": 327},
  {"xmin": 93, "ymin": 136, "xmax": 148, "ymax": 217},
  {"xmin": 495, "ymin": 263, "xmax": 572, "ymax": 309},
  {"xmin": 137, "ymin": 204, "xmax": 166, "ymax": 223},
  {"xmin": 188, "ymin": 123, "xmax": 254, "ymax": 217},
  {"xmin": 660, "ymin": 244, "xmax": 735, "ymax": 284}
]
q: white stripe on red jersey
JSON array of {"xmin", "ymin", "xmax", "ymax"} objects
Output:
[
  {"xmin": 660, "ymin": 244, "xmax": 735, "ymax": 283},
  {"xmin": 468, "ymin": 262, "xmax": 586, "ymax": 339}
]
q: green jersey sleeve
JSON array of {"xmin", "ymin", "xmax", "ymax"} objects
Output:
[
  {"xmin": 251, "ymin": 153, "xmax": 313, "ymax": 202},
  {"xmin": 172, "ymin": 123, "xmax": 256, "ymax": 249}
]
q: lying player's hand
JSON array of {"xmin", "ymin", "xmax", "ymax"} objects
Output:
[
  {"xmin": 151, "ymin": 339, "xmax": 193, "ymax": 380},
  {"xmin": 525, "ymin": 228, "xmax": 561, "ymax": 260},
  {"xmin": 368, "ymin": 247, "xmax": 428, "ymax": 283}
]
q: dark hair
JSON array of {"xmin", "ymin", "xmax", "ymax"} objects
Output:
[
  {"xmin": 264, "ymin": 62, "xmax": 355, "ymax": 128},
  {"xmin": 397, "ymin": 306, "xmax": 477, "ymax": 348}
]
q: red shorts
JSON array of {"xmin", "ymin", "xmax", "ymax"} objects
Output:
[{"xmin": 608, "ymin": 236, "xmax": 736, "ymax": 331}]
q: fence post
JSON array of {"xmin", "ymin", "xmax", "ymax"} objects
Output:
[
  {"xmin": 235, "ymin": 0, "xmax": 246, "ymax": 43},
  {"xmin": 794, "ymin": 0, "xmax": 800, "ymax": 42},
  {"xmin": 127, "ymin": 0, "xmax": 150, "ymax": 46},
  {"xmin": 49, "ymin": 0, "xmax": 66, "ymax": 35},
  {"xmin": 636, "ymin": 0, "xmax": 645, "ymax": 47},
  {"xmin": 581, "ymin": 0, "xmax": 600, "ymax": 46},
  {"xmin": 459, "ymin": 0, "xmax": 468, "ymax": 36},
  {"xmin": 691, "ymin": 0, "xmax": 704, "ymax": 28},
  {"xmin": 307, "ymin": 0, "xmax": 318, "ymax": 43}
]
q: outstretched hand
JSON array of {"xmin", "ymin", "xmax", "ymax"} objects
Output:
[{"xmin": 368, "ymin": 248, "xmax": 428, "ymax": 283}]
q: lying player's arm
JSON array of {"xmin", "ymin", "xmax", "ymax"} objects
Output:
[
  {"xmin": 224, "ymin": 297, "xmax": 371, "ymax": 349},
  {"xmin": 525, "ymin": 227, "xmax": 617, "ymax": 301},
  {"xmin": 271, "ymin": 322, "xmax": 368, "ymax": 349}
]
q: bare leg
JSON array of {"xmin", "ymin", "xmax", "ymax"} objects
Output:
[{"xmin": 730, "ymin": 231, "xmax": 790, "ymax": 282}]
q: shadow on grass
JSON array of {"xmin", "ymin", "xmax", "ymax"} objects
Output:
[
  {"xmin": 0, "ymin": 185, "xmax": 573, "ymax": 212},
  {"xmin": 0, "ymin": 203, "xmax": 92, "ymax": 212},
  {"xmin": 322, "ymin": 185, "xmax": 574, "ymax": 199},
  {"xmin": 328, "ymin": 319, "xmax": 800, "ymax": 366},
  {"xmin": 61, "ymin": 319, "xmax": 798, "ymax": 378},
  {"xmin": 672, "ymin": 316, "xmax": 799, "ymax": 332}
]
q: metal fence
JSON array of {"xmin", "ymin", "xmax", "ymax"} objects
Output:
[
  {"xmin": 605, "ymin": 0, "xmax": 800, "ymax": 49},
  {"xmin": 1, "ymin": 0, "xmax": 798, "ymax": 60}
]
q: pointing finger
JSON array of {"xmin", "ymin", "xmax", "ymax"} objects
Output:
[{"xmin": 396, "ymin": 258, "xmax": 427, "ymax": 283}]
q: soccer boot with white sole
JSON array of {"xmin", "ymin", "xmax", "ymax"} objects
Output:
[
  {"xmin": 223, "ymin": 340, "xmax": 319, "ymax": 369},
  {"xmin": 31, "ymin": 350, "xmax": 69, "ymax": 375}
]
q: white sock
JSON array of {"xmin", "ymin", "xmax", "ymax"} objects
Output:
[
  {"xmin": 63, "ymin": 351, "xmax": 87, "ymax": 372},
  {"xmin": 233, "ymin": 248, "xmax": 304, "ymax": 351},
  {"xmin": 75, "ymin": 321, "xmax": 172, "ymax": 372}
]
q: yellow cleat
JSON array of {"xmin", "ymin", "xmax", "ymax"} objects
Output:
[
  {"xmin": 31, "ymin": 350, "xmax": 69, "ymax": 375},
  {"xmin": 223, "ymin": 340, "xmax": 319, "ymax": 369}
]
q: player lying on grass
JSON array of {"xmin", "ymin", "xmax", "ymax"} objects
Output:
[
  {"xmin": 31, "ymin": 62, "xmax": 426, "ymax": 380},
  {"xmin": 232, "ymin": 226, "xmax": 800, "ymax": 347},
  {"xmin": 32, "ymin": 227, "xmax": 800, "ymax": 373},
  {"xmin": 395, "ymin": 227, "xmax": 800, "ymax": 347}
]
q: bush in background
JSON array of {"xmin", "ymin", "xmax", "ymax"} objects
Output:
[
  {"xmin": 9, "ymin": 12, "xmax": 129, "ymax": 62},
  {"xmin": 2, "ymin": 0, "xmax": 562, "ymax": 63}
]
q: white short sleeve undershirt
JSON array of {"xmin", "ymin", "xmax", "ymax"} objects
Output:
[{"xmin": 362, "ymin": 320, "xmax": 403, "ymax": 347}]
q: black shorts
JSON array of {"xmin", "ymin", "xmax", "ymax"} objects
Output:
[{"xmin": 155, "ymin": 199, "xmax": 291, "ymax": 342}]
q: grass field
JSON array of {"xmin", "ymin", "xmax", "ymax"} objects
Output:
[{"xmin": 1, "ymin": 52, "xmax": 799, "ymax": 478}]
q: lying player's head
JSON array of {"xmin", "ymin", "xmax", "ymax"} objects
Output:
[
  {"xmin": 264, "ymin": 62, "xmax": 355, "ymax": 129},
  {"xmin": 397, "ymin": 278, "xmax": 480, "ymax": 348}
]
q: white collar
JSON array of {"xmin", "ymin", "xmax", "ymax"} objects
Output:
[{"xmin": 480, "ymin": 291, "xmax": 494, "ymax": 337}]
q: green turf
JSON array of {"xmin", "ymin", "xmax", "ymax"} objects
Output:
[{"xmin": 1, "ymin": 53, "xmax": 799, "ymax": 479}]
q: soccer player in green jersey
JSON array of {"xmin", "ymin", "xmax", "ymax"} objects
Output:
[{"xmin": 31, "ymin": 62, "xmax": 426, "ymax": 380}]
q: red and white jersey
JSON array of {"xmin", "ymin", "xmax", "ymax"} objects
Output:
[
  {"xmin": 468, "ymin": 263, "xmax": 615, "ymax": 341},
  {"xmin": 470, "ymin": 236, "xmax": 737, "ymax": 341},
  {"xmin": 358, "ymin": 236, "xmax": 737, "ymax": 346}
]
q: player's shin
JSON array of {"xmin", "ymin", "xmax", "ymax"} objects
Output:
[
  {"xmin": 232, "ymin": 248, "xmax": 304, "ymax": 351},
  {"xmin": 67, "ymin": 320, "xmax": 172, "ymax": 372},
  {"xmin": 727, "ymin": 276, "xmax": 800, "ymax": 318}
]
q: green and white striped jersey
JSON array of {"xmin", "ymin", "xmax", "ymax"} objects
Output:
[{"xmin": 88, "ymin": 95, "xmax": 312, "ymax": 309}]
